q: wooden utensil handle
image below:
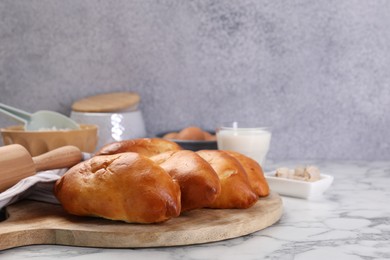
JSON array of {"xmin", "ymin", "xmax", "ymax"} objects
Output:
[
  {"xmin": 32, "ymin": 146, "xmax": 83, "ymax": 172},
  {"xmin": 0, "ymin": 144, "xmax": 34, "ymax": 193}
]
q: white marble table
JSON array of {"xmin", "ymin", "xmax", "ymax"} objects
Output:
[{"xmin": 0, "ymin": 160, "xmax": 389, "ymax": 260}]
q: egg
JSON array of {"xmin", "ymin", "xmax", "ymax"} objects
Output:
[
  {"xmin": 203, "ymin": 131, "xmax": 217, "ymax": 141},
  {"xmin": 177, "ymin": 126, "xmax": 205, "ymax": 140},
  {"xmin": 163, "ymin": 132, "xmax": 178, "ymax": 139}
]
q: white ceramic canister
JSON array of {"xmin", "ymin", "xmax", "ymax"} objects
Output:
[{"xmin": 70, "ymin": 92, "xmax": 147, "ymax": 151}]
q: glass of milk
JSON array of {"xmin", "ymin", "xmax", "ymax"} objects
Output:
[{"xmin": 216, "ymin": 122, "xmax": 272, "ymax": 166}]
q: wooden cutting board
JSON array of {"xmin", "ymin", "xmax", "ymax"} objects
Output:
[{"xmin": 0, "ymin": 192, "xmax": 283, "ymax": 250}]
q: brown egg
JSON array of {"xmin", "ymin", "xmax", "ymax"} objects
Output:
[
  {"xmin": 177, "ymin": 126, "xmax": 205, "ymax": 140},
  {"xmin": 203, "ymin": 131, "xmax": 217, "ymax": 141},
  {"xmin": 163, "ymin": 132, "xmax": 178, "ymax": 139}
]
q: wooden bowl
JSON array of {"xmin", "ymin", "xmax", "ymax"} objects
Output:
[{"xmin": 1, "ymin": 124, "xmax": 98, "ymax": 156}]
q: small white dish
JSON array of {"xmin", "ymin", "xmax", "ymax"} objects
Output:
[{"xmin": 265, "ymin": 172, "xmax": 334, "ymax": 199}]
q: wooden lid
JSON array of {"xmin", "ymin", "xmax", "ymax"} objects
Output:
[{"xmin": 72, "ymin": 92, "xmax": 140, "ymax": 112}]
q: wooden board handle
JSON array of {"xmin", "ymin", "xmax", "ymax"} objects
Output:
[{"xmin": 32, "ymin": 146, "xmax": 83, "ymax": 172}]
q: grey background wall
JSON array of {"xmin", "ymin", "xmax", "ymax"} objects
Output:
[{"xmin": 0, "ymin": 0, "xmax": 389, "ymax": 161}]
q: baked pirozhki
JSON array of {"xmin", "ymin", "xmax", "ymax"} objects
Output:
[
  {"xmin": 150, "ymin": 150, "xmax": 221, "ymax": 212},
  {"xmin": 95, "ymin": 138, "xmax": 182, "ymax": 157},
  {"xmin": 196, "ymin": 150, "xmax": 258, "ymax": 209},
  {"xmin": 224, "ymin": 150, "xmax": 270, "ymax": 197},
  {"xmin": 54, "ymin": 152, "xmax": 181, "ymax": 223}
]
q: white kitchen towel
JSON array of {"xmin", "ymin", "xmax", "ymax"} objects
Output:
[
  {"xmin": 0, "ymin": 169, "xmax": 66, "ymax": 210},
  {"xmin": 0, "ymin": 153, "xmax": 91, "ymax": 211}
]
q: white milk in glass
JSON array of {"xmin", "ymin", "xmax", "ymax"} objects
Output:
[{"xmin": 217, "ymin": 128, "xmax": 271, "ymax": 165}]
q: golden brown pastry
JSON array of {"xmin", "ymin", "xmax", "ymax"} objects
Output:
[
  {"xmin": 151, "ymin": 150, "xmax": 221, "ymax": 212},
  {"xmin": 196, "ymin": 150, "xmax": 258, "ymax": 209},
  {"xmin": 95, "ymin": 138, "xmax": 182, "ymax": 157},
  {"xmin": 54, "ymin": 152, "xmax": 181, "ymax": 223},
  {"xmin": 224, "ymin": 150, "xmax": 270, "ymax": 197}
]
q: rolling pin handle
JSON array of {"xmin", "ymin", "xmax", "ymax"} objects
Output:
[{"xmin": 32, "ymin": 146, "xmax": 83, "ymax": 172}]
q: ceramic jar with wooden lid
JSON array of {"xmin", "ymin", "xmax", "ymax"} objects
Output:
[{"xmin": 70, "ymin": 92, "xmax": 147, "ymax": 150}]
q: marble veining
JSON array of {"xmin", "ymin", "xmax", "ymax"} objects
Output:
[{"xmin": 0, "ymin": 160, "xmax": 389, "ymax": 260}]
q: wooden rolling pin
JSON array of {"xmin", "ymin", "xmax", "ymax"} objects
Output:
[{"xmin": 0, "ymin": 144, "xmax": 83, "ymax": 192}]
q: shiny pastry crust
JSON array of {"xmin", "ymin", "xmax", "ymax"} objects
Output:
[
  {"xmin": 224, "ymin": 150, "xmax": 270, "ymax": 197},
  {"xmin": 95, "ymin": 138, "xmax": 182, "ymax": 157},
  {"xmin": 54, "ymin": 152, "xmax": 181, "ymax": 223},
  {"xmin": 196, "ymin": 150, "xmax": 258, "ymax": 209},
  {"xmin": 151, "ymin": 150, "xmax": 221, "ymax": 212}
]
